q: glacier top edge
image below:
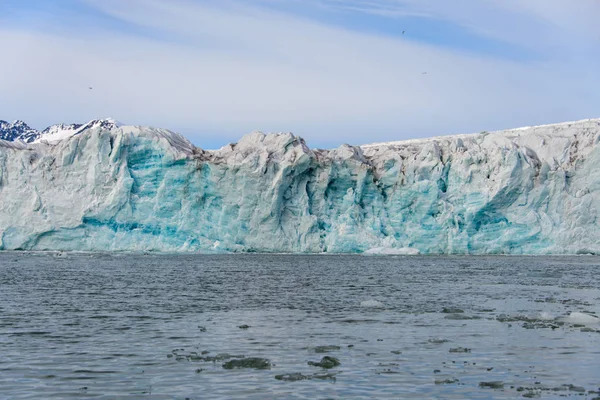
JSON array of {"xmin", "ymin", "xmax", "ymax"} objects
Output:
[
  {"xmin": 360, "ymin": 118, "xmax": 600, "ymax": 148},
  {"xmin": 2, "ymin": 117, "xmax": 600, "ymax": 158}
]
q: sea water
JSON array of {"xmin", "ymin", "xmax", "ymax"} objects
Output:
[{"xmin": 0, "ymin": 254, "xmax": 599, "ymax": 399}]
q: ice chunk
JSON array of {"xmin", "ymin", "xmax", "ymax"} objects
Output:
[
  {"xmin": 360, "ymin": 300, "xmax": 385, "ymax": 308},
  {"xmin": 538, "ymin": 312, "xmax": 555, "ymax": 321},
  {"xmin": 558, "ymin": 312, "xmax": 599, "ymax": 325},
  {"xmin": 363, "ymin": 247, "xmax": 420, "ymax": 255}
]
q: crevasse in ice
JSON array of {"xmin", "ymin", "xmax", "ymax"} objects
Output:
[{"xmin": 1, "ymin": 119, "xmax": 599, "ymax": 253}]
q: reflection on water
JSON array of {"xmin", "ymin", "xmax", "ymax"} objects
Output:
[{"xmin": 0, "ymin": 253, "xmax": 599, "ymax": 399}]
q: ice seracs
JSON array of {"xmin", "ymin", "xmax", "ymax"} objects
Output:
[{"xmin": 1, "ymin": 117, "xmax": 600, "ymax": 253}]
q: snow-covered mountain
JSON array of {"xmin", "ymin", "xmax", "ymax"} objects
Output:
[
  {"xmin": 1, "ymin": 117, "xmax": 600, "ymax": 254},
  {"xmin": 0, "ymin": 118, "xmax": 122, "ymax": 143},
  {"xmin": 0, "ymin": 120, "xmax": 40, "ymax": 142}
]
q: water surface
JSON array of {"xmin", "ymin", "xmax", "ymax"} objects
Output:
[{"xmin": 1, "ymin": 254, "xmax": 599, "ymax": 399}]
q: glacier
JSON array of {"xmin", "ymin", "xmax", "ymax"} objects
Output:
[{"xmin": 1, "ymin": 118, "xmax": 600, "ymax": 254}]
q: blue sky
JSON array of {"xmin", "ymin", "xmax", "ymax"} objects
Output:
[{"xmin": 1, "ymin": 0, "xmax": 599, "ymax": 149}]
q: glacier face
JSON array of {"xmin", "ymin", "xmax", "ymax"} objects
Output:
[{"xmin": 1, "ymin": 119, "xmax": 600, "ymax": 254}]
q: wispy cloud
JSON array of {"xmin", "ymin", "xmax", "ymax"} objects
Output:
[
  {"xmin": 291, "ymin": 0, "xmax": 600, "ymax": 52},
  {"xmin": 0, "ymin": 0, "xmax": 598, "ymax": 148}
]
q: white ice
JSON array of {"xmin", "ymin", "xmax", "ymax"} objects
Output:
[{"xmin": 1, "ymin": 118, "xmax": 600, "ymax": 253}]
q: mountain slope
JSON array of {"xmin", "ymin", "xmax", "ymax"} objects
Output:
[
  {"xmin": 0, "ymin": 120, "xmax": 39, "ymax": 142},
  {"xmin": 0, "ymin": 118, "xmax": 122, "ymax": 143}
]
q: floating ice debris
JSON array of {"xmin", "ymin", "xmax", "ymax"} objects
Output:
[
  {"xmin": 360, "ymin": 300, "xmax": 385, "ymax": 308},
  {"xmin": 558, "ymin": 312, "xmax": 599, "ymax": 325},
  {"xmin": 314, "ymin": 345, "xmax": 341, "ymax": 353},
  {"xmin": 222, "ymin": 358, "xmax": 271, "ymax": 370},
  {"xmin": 538, "ymin": 312, "xmax": 555, "ymax": 320},
  {"xmin": 496, "ymin": 314, "xmax": 561, "ymax": 329},
  {"xmin": 428, "ymin": 338, "xmax": 450, "ymax": 344},
  {"xmin": 449, "ymin": 347, "xmax": 471, "ymax": 353},
  {"xmin": 275, "ymin": 373, "xmax": 309, "ymax": 382},
  {"xmin": 363, "ymin": 247, "xmax": 420, "ymax": 255},
  {"xmin": 435, "ymin": 378, "xmax": 459, "ymax": 385},
  {"xmin": 479, "ymin": 381, "xmax": 504, "ymax": 389},
  {"xmin": 444, "ymin": 314, "xmax": 478, "ymax": 320},
  {"xmin": 513, "ymin": 383, "xmax": 592, "ymax": 397},
  {"xmin": 376, "ymin": 369, "xmax": 401, "ymax": 375},
  {"xmin": 308, "ymin": 356, "xmax": 340, "ymax": 369},
  {"xmin": 172, "ymin": 351, "xmax": 244, "ymax": 363},
  {"xmin": 442, "ymin": 307, "xmax": 464, "ymax": 314},
  {"xmin": 275, "ymin": 372, "xmax": 337, "ymax": 382},
  {"xmin": 204, "ymin": 353, "xmax": 245, "ymax": 362},
  {"xmin": 310, "ymin": 373, "xmax": 338, "ymax": 381},
  {"xmin": 562, "ymin": 384, "xmax": 586, "ymax": 392},
  {"xmin": 522, "ymin": 389, "xmax": 542, "ymax": 398}
]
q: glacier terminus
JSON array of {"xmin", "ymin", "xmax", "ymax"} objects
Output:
[{"xmin": 1, "ymin": 118, "xmax": 600, "ymax": 254}]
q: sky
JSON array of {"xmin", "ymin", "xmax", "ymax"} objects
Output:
[{"xmin": 1, "ymin": 0, "xmax": 599, "ymax": 149}]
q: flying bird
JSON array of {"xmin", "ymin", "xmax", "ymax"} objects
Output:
[
  {"xmin": 422, "ymin": 72, "xmax": 427, "ymax": 75},
  {"xmin": 402, "ymin": 30, "xmax": 405, "ymax": 35},
  {"xmin": 89, "ymin": 87, "xmax": 93, "ymax": 90}
]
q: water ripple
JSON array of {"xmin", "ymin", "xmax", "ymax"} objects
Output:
[{"xmin": 0, "ymin": 253, "xmax": 599, "ymax": 399}]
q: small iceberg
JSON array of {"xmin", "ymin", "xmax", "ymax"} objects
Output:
[
  {"xmin": 363, "ymin": 247, "xmax": 420, "ymax": 255},
  {"xmin": 538, "ymin": 312, "xmax": 555, "ymax": 321},
  {"xmin": 557, "ymin": 312, "xmax": 599, "ymax": 325},
  {"xmin": 360, "ymin": 300, "xmax": 385, "ymax": 309}
]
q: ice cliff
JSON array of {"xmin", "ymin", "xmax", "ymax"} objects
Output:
[{"xmin": 1, "ymin": 118, "xmax": 600, "ymax": 254}]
